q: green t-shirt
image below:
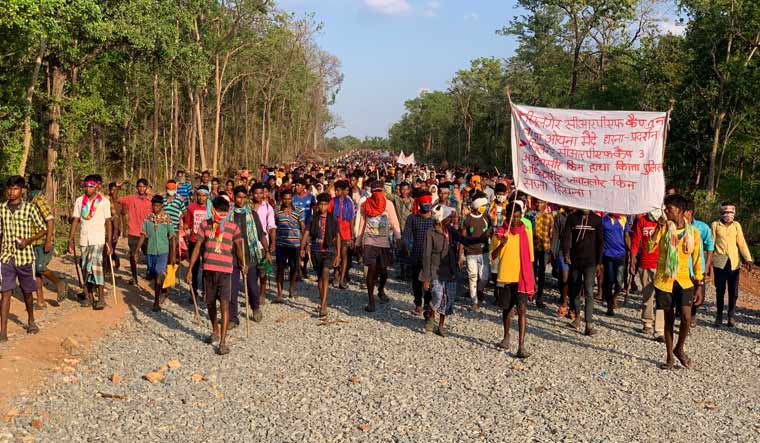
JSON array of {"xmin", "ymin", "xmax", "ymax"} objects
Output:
[{"xmin": 142, "ymin": 218, "xmax": 176, "ymax": 255}]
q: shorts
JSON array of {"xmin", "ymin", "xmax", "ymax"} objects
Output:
[
  {"xmin": 33, "ymin": 245, "xmax": 53, "ymax": 275},
  {"xmin": 311, "ymin": 250, "xmax": 335, "ymax": 277},
  {"xmin": 655, "ymin": 282, "xmax": 694, "ymax": 310},
  {"xmin": 276, "ymin": 246, "xmax": 299, "ymax": 273},
  {"xmin": 495, "ymin": 282, "xmax": 527, "ymax": 311},
  {"xmin": 203, "ymin": 271, "xmax": 232, "ymax": 304},
  {"xmin": 128, "ymin": 235, "xmax": 147, "ymax": 256},
  {"xmin": 146, "ymin": 254, "xmax": 169, "ymax": 280},
  {"xmin": 556, "ymin": 254, "xmax": 570, "ymax": 273},
  {"xmin": 432, "ymin": 280, "xmax": 457, "ymax": 316},
  {"xmin": 0, "ymin": 259, "xmax": 38, "ymax": 293},
  {"xmin": 362, "ymin": 245, "xmax": 392, "ymax": 268}
]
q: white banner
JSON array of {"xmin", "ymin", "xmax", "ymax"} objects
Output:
[
  {"xmin": 510, "ymin": 103, "xmax": 667, "ymax": 214},
  {"xmin": 397, "ymin": 152, "xmax": 416, "ymax": 166}
]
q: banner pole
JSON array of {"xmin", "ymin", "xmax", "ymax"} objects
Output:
[
  {"xmin": 503, "ymin": 84, "xmax": 520, "ymax": 227},
  {"xmin": 662, "ymin": 99, "xmax": 675, "ymax": 163}
]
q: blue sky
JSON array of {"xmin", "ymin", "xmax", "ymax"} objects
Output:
[
  {"xmin": 277, "ymin": 0, "xmax": 522, "ymax": 138},
  {"xmin": 277, "ymin": 1, "xmax": 684, "ymax": 139}
]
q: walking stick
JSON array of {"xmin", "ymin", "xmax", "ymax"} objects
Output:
[
  {"xmin": 189, "ymin": 285, "xmax": 201, "ymax": 323},
  {"xmin": 72, "ymin": 246, "xmax": 85, "ymax": 298},
  {"xmin": 108, "ymin": 251, "xmax": 118, "ymax": 306},
  {"xmin": 242, "ymin": 252, "xmax": 251, "ymax": 338}
]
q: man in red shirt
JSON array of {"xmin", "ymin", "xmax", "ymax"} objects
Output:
[
  {"xmin": 184, "ymin": 186, "xmax": 211, "ymax": 299},
  {"xmin": 118, "ymin": 179, "xmax": 152, "ymax": 285},
  {"xmin": 630, "ymin": 210, "xmax": 664, "ymax": 341},
  {"xmin": 328, "ymin": 180, "xmax": 354, "ymax": 289}
]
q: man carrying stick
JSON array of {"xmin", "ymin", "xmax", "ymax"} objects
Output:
[
  {"xmin": 187, "ymin": 196, "xmax": 247, "ymax": 355},
  {"xmin": 68, "ymin": 175, "xmax": 113, "ymax": 310}
]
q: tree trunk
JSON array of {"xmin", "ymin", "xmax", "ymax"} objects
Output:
[
  {"xmin": 19, "ymin": 39, "xmax": 46, "ymax": 176},
  {"xmin": 46, "ymin": 63, "xmax": 66, "ymax": 211},
  {"xmin": 706, "ymin": 112, "xmax": 725, "ymax": 195},
  {"xmin": 213, "ymin": 55, "xmax": 222, "ymax": 176},
  {"xmin": 194, "ymin": 90, "xmax": 207, "ymax": 171},
  {"xmin": 152, "ymin": 72, "xmax": 160, "ymax": 184}
]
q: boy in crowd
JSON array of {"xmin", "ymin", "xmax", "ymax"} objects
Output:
[
  {"xmin": 28, "ymin": 173, "xmax": 67, "ymax": 306},
  {"xmin": 630, "ymin": 208, "xmax": 665, "ymax": 340},
  {"xmin": 0, "ymin": 176, "xmax": 48, "ymax": 340},
  {"xmin": 229, "ymin": 186, "xmax": 268, "ymax": 326},
  {"xmin": 293, "ymin": 177, "xmax": 316, "ymax": 278},
  {"xmin": 355, "ymin": 180, "xmax": 401, "ymax": 312},
  {"xmin": 251, "ymin": 183, "xmax": 276, "ymax": 303},
  {"xmin": 491, "ymin": 201, "xmax": 534, "ymax": 358},
  {"xmin": 648, "ymin": 194, "xmax": 703, "ymax": 369},
  {"xmin": 304, "ymin": 193, "xmax": 341, "ymax": 318},
  {"xmin": 187, "ymin": 197, "xmax": 246, "ymax": 355},
  {"xmin": 460, "ymin": 192, "xmax": 490, "ymax": 311},
  {"xmin": 163, "ymin": 180, "xmax": 186, "ymax": 263},
  {"xmin": 562, "ymin": 208, "xmax": 604, "ymax": 336},
  {"xmin": 533, "ymin": 199, "xmax": 553, "ymax": 308},
  {"xmin": 329, "ymin": 180, "xmax": 354, "ymax": 289},
  {"xmin": 403, "ymin": 191, "xmax": 435, "ymax": 317},
  {"xmin": 601, "ymin": 213, "xmax": 630, "ymax": 316},
  {"xmin": 119, "ymin": 178, "xmax": 152, "ymax": 285},
  {"xmin": 185, "ymin": 186, "xmax": 211, "ymax": 300},
  {"xmin": 274, "ymin": 188, "xmax": 305, "ymax": 303},
  {"xmin": 684, "ymin": 200, "xmax": 714, "ymax": 328},
  {"xmin": 68, "ymin": 175, "xmax": 113, "ymax": 310},
  {"xmin": 133, "ymin": 195, "xmax": 176, "ymax": 312}
]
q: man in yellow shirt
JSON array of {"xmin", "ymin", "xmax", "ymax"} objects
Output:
[
  {"xmin": 648, "ymin": 194, "xmax": 703, "ymax": 370},
  {"xmin": 490, "ymin": 201, "xmax": 534, "ymax": 359}
]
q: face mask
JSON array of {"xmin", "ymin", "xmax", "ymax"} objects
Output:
[
  {"xmin": 496, "ymin": 195, "xmax": 506, "ymax": 203},
  {"xmin": 721, "ymin": 206, "xmax": 735, "ymax": 223},
  {"xmin": 166, "ymin": 190, "xmax": 177, "ymax": 196}
]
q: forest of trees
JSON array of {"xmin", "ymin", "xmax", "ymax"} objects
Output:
[
  {"xmin": 388, "ymin": 0, "xmax": 760, "ymax": 205},
  {"xmin": 1, "ymin": 0, "xmax": 343, "ymax": 204}
]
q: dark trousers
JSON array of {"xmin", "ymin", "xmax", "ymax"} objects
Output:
[
  {"xmin": 714, "ymin": 260, "xmax": 740, "ymax": 320},
  {"xmin": 533, "ymin": 250, "xmax": 547, "ymax": 303},
  {"xmin": 188, "ymin": 241, "xmax": 204, "ymax": 294},
  {"xmin": 410, "ymin": 263, "xmax": 432, "ymax": 318},
  {"xmin": 602, "ymin": 255, "xmax": 626, "ymax": 307},
  {"xmin": 570, "ymin": 265, "xmax": 596, "ymax": 325},
  {"xmin": 230, "ymin": 264, "xmax": 260, "ymax": 324}
]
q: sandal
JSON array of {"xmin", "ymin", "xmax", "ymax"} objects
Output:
[
  {"xmin": 378, "ymin": 292, "xmax": 390, "ymax": 304},
  {"xmin": 34, "ymin": 302, "xmax": 47, "ymax": 310},
  {"xmin": 364, "ymin": 304, "xmax": 376, "ymax": 313},
  {"xmin": 56, "ymin": 282, "xmax": 68, "ymax": 302},
  {"xmin": 319, "ymin": 307, "xmax": 328, "ymax": 318},
  {"xmin": 216, "ymin": 344, "xmax": 231, "ymax": 355},
  {"xmin": 556, "ymin": 305, "xmax": 568, "ymax": 318},
  {"xmin": 515, "ymin": 349, "xmax": 531, "ymax": 359},
  {"xmin": 26, "ymin": 323, "xmax": 40, "ymax": 334},
  {"xmin": 205, "ymin": 333, "xmax": 220, "ymax": 344}
]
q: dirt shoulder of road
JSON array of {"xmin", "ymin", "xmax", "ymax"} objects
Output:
[{"xmin": 0, "ymin": 241, "xmax": 148, "ymax": 411}]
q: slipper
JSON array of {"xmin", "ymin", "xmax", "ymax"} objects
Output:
[
  {"xmin": 205, "ymin": 333, "xmax": 220, "ymax": 344},
  {"xmin": 319, "ymin": 307, "xmax": 328, "ymax": 319},
  {"xmin": 216, "ymin": 344, "xmax": 230, "ymax": 355},
  {"xmin": 497, "ymin": 337, "xmax": 510, "ymax": 349},
  {"xmin": 556, "ymin": 305, "xmax": 568, "ymax": 318},
  {"xmin": 659, "ymin": 361, "xmax": 675, "ymax": 370},
  {"xmin": 410, "ymin": 306, "xmax": 423, "ymax": 316},
  {"xmin": 364, "ymin": 304, "xmax": 376, "ymax": 313},
  {"xmin": 34, "ymin": 302, "xmax": 47, "ymax": 310},
  {"xmin": 674, "ymin": 351, "xmax": 694, "ymax": 369},
  {"xmin": 26, "ymin": 323, "xmax": 40, "ymax": 334},
  {"xmin": 515, "ymin": 349, "xmax": 531, "ymax": 359},
  {"xmin": 56, "ymin": 282, "xmax": 68, "ymax": 302},
  {"xmin": 378, "ymin": 293, "xmax": 390, "ymax": 304}
]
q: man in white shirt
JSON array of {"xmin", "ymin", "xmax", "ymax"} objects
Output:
[{"xmin": 68, "ymin": 175, "xmax": 112, "ymax": 310}]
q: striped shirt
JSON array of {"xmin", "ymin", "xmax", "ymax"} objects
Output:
[
  {"xmin": 275, "ymin": 208, "xmax": 304, "ymax": 248},
  {"xmin": 177, "ymin": 181, "xmax": 193, "ymax": 200},
  {"xmin": 0, "ymin": 201, "xmax": 47, "ymax": 265},
  {"xmin": 163, "ymin": 195, "xmax": 186, "ymax": 231},
  {"xmin": 198, "ymin": 220, "xmax": 241, "ymax": 274}
]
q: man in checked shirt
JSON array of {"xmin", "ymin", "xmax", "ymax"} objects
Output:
[
  {"xmin": 1, "ymin": 176, "xmax": 48, "ymax": 341},
  {"xmin": 533, "ymin": 199, "xmax": 554, "ymax": 309}
]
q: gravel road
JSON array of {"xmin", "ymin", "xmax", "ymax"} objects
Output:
[{"xmin": 1, "ymin": 267, "xmax": 759, "ymax": 443}]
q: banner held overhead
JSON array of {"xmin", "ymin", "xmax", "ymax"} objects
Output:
[{"xmin": 510, "ymin": 103, "xmax": 667, "ymax": 214}]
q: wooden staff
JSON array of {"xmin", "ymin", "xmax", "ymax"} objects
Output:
[
  {"xmin": 242, "ymin": 249, "xmax": 251, "ymax": 338},
  {"xmin": 72, "ymin": 245, "xmax": 84, "ymax": 297},
  {"xmin": 107, "ymin": 252, "xmax": 117, "ymax": 306},
  {"xmin": 189, "ymin": 286, "xmax": 201, "ymax": 323}
]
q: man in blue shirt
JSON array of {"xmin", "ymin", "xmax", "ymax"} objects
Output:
[
  {"xmin": 602, "ymin": 213, "xmax": 630, "ymax": 317},
  {"xmin": 292, "ymin": 177, "xmax": 316, "ymax": 278},
  {"xmin": 685, "ymin": 200, "xmax": 714, "ymax": 328},
  {"xmin": 175, "ymin": 169, "xmax": 193, "ymax": 202}
]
